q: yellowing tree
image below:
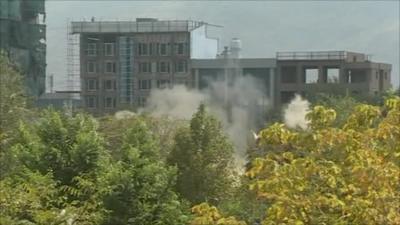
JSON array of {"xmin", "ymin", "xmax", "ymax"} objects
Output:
[
  {"xmin": 191, "ymin": 203, "xmax": 246, "ymax": 225},
  {"xmin": 191, "ymin": 97, "xmax": 400, "ymax": 225},
  {"xmin": 246, "ymin": 97, "xmax": 400, "ymax": 225}
]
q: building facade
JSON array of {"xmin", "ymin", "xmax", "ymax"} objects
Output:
[
  {"xmin": 0, "ymin": 0, "xmax": 46, "ymax": 97},
  {"xmin": 71, "ymin": 18, "xmax": 218, "ymax": 114}
]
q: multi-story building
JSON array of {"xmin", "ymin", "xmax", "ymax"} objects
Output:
[
  {"xmin": 0, "ymin": 0, "xmax": 46, "ymax": 97},
  {"xmin": 71, "ymin": 18, "xmax": 218, "ymax": 114},
  {"xmin": 71, "ymin": 18, "xmax": 392, "ymax": 115},
  {"xmin": 275, "ymin": 51, "xmax": 392, "ymax": 106}
]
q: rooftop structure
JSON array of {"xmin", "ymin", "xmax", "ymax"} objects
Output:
[{"xmin": 71, "ymin": 19, "xmax": 208, "ymax": 34}]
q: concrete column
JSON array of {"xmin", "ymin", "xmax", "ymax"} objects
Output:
[
  {"xmin": 269, "ymin": 67, "xmax": 275, "ymax": 107},
  {"xmin": 296, "ymin": 64, "xmax": 302, "ymax": 84},
  {"xmin": 194, "ymin": 69, "xmax": 199, "ymax": 89},
  {"xmin": 318, "ymin": 66, "xmax": 324, "ymax": 83}
]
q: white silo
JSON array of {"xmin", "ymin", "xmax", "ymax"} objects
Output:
[{"xmin": 230, "ymin": 38, "xmax": 242, "ymax": 59}]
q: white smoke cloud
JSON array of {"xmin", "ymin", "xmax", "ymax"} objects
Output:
[
  {"xmin": 140, "ymin": 85, "xmax": 206, "ymax": 119},
  {"xmin": 283, "ymin": 94, "xmax": 310, "ymax": 129},
  {"xmin": 140, "ymin": 75, "xmax": 269, "ymax": 168},
  {"xmin": 115, "ymin": 110, "xmax": 136, "ymax": 120}
]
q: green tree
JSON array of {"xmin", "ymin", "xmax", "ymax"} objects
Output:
[
  {"xmin": 99, "ymin": 114, "xmax": 185, "ymax": 160},
  {"xmin": 0, "ymin": 54, "xmax": 35, "ymax": 177},
  {"xmin": 12, "ymin": 110, "xmax": 106, "ymax": 186},
  {"xmin": 100, "ymin": 119, "xmax": 189, "ymax": 225},
  {"xmin": 0, "ymin": 54, "xmax": 28, "ymax": 136},
  {"xmin": 168, "ymin": 104, "xmax": 236, "ymax": 205},
  {"xmin": 2, "ymin": 110, "xmax": 108, "ymax": 224}
]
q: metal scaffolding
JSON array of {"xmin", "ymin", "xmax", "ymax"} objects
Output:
[{"xmin": 67, "ymin": 21, "xmax": 80, "ymax": 92}]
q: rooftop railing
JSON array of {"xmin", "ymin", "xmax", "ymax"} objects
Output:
[
  {"xmin": 71, "ymin": 20, "xmax": 206, "ymax": 34},
  {"xmin": 276, "ymin": 51, "xmax": 347, "ymax": 60}
]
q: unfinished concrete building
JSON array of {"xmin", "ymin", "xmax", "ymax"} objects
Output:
[
  {"xmin": 71, "ymin": 18, "xmax": 218, "ymax": 114},
  {"xmin": 275, "ymin": 51, "xmax": 392, "ymax": 106},
  {"xmin": 0, "ymin": 0, "xmax": 46, "ymax": 97}
]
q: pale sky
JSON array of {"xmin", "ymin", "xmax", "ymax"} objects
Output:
[{"xmin": 46, "ymin": 1, "xmax": 400, "ymax": 90}]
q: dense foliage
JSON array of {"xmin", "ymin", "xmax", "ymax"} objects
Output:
[
  {"xmin": 1, "ymin": 55, "xmax": 399, "ymax": 224},
  {"xmin": 168, "ymin": 104, "xmax": 236, "ymax": 205}
]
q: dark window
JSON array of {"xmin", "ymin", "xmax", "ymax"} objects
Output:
[
  {"xmin": 105, "ymin": 61, "xmax": 116, "ymax": 73},
  {"xmin": 157, "ymin": 79, "xmax": 171, "ymax": 88},
  {"xmin": 87, "ymin": 43, "xmax": 97, "ymax": 56},
  {"xmin": 346, "ymin": 70, "xmax": 367, "ymax": 83},
  {"xmin": 138, "ymin": 43, "xmax": 149, "ymax": 55},
  {"xmin": 87, "ymin": 61, "xmax": 96, "ymax": 73},
  {"xmin": 104, "ymin": 43, "xmax": 115, "ymax": 56},
  {"xmin": 139, "ymin": 62, "xmax": 151, "ymax": 73},
  {"xmin": 281, "ymin": 91, "xmax": 296, "ymax": 104},
  {"xmin": 86, "ymin": 79, "xmax": 98, "ymax": 91},
  {"xmin": 104, "ymin": 97, "xmax": 116, "ymax": 108},
  {"xmin": 138, "ymin": 97, "xmax": 146, "ymax": 107},
  {"xmin": 175, "ymin": 60, "xmax": 187, "ymax": 73},
  {"xmin": 176, "ymin": 43, "xmax": 185, "ymax": 55},
  {"xmin": 104, "ymin": 80, "xmax": 115, "ymax": 90},
  {"xmin": 160, "ymin": 43, "xmax": 168, "ymax": 55},
  {"xmin": 139, "ymin": 80, "xmax": 152, "ymax": 89},
  {"xmin": 86, "ymin": 96, "xmax": 97, "ymax": 108},
  {"xmin": 158, "ymin": 61, "xmax": 170, "ymax": 73}
]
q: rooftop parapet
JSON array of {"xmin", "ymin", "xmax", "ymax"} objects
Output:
[
  {"xmin": 276, "ymin": 51, "xmax": 369, "ymax": 61},
  {"xmin": 71, "ymin": 20, "xmax": 207, "ymax": 34},
  {"xmin": 277, "ymin": 51, "xmax": 347, "ymax": 60}
]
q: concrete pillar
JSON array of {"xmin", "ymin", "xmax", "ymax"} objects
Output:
[
  {"xmin": 269, "ymin": 68, "xmax": 275, "ymax": 107},
  {"xmin": 296, "ymin": 64, "xmax": 302, "ymax": 84},
  {"xmin": 194, "ymin": 69, "xmax": 199, "ymax": 89},
  {"xmin": 318, "ymin": 66, "xmax": 324, "ymax": 83}
]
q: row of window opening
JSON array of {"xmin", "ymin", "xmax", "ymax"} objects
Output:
[
  {"xmin": 86, "ymin": 42, "xmax": 188, "ymax": 57},
  {"xmin": 86, "ymin": 60, "xmax": 188, "ymax": 73}
]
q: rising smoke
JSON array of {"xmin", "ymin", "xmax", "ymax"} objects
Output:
[
  {"xmin": 283, "ymin": 94, "xmax": 310, "ymax": 129},
  {"xmin": 140, "ymin": 75, "xmax": 268, "ymax": 168}
]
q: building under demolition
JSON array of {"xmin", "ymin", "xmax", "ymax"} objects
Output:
[
  {"xmin": 0, "ymin": 0, "xmax": 46, "ymax": 97},
  {"xmin": 69, "ymin": 18, "xmax": 392, "ymax": 115}
]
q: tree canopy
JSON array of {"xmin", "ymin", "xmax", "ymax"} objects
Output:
[{"xmin": 168, "ymin": 104, "xmax": 236, "ymax": 205}]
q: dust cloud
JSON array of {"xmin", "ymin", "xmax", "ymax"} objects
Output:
[
  {"xmin": 140, "ymin": 75, "xmax": 268, "ymax": 168},
  {"xmin": 283, "ymin": 94, "xmax": 310, "ymax": 129}
]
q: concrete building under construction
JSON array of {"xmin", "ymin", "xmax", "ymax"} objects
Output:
[
  {"xmin": 275, "ymin": 51, "xmax": 392, "ymax": 106},
  {"xmin": 0, "ymin": 0, "xmax": 46, "ymax": 97},
  {"xmin": 69, "ymin": 18, "xmax": 392, "ymax": 115}
]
